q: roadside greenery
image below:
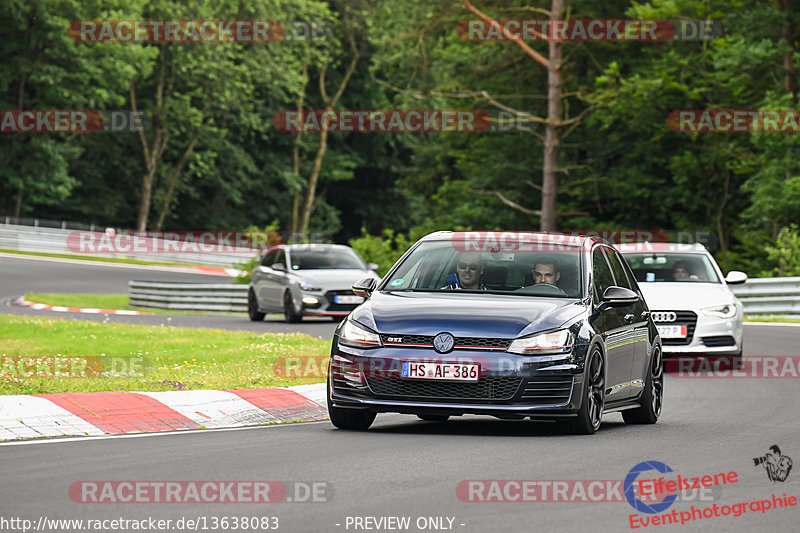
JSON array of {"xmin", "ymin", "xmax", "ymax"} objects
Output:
[{"xmin": 0, "ymin": 315, "xmax": 328, "ymax": 394}]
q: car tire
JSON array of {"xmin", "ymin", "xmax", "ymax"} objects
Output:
[
  {"xmin": 623, "ymin": 346, "xmax": 663, "ymax": 425},
  {"xmin": 567, "ymin": 346, "xmax": 605, "ymax": 435},
  {"xmin": 417, "ymin": 414, "xmax": 450, "ymax": 422},
  {"xmin": 247, "ymin": 289, "xmax": 265, "ymax": 322},
  {"xmin": 327, "ymin": 377, "xmax": 376, "ymax": 430},
  {"xmin": 283, "ymin": 291, "xmax": 303, "ymax": 323}
]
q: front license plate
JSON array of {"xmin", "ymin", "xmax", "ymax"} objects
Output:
[
  {"xmin": 401, "ymin": 361, "xmax": 479, "ymax": 381},
  {"xmin": 657, "ymin": 325, "xmax": 687, "ymax": 339},
  {"xmin": 334, "ymin": 295, "xmax": 364, "ymax": 304}
]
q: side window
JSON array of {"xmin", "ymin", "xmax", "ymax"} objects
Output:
[
  {"xmin": 605, "ymin": 248, "xmax": 634, "ymax": 290},
  {"xmin": 260, "ymin": 251, "xmax": 276, "ymax": 267},
  {"xmin": 592, "ymin": 248, "xmax": 615, "ymax": 304},
  {"xmin": 273, "ymin": 250, "xmax": 286, "ymax": 269}
]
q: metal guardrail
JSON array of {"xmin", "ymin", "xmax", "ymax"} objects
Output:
[
  {"xmin": 129, "ymin": 281, "xmax": 248, "ymax": 312},
  {"xmin": 730, "ymin": 277, "xmax": 800, "ymax": 316},
  {"xmin": 0, "ymin": 223, "xmax": 257, "ymax": 268},
  {"xmin": 126, "ymin": 277, "xmax": 800, "ymax": 316}
]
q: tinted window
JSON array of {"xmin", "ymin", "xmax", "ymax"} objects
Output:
[
  {"xmin": 592, "ymin": 248, "xmax": 615, "ymax": 303},
  {"xmin": 605, "ymin": 248, "xmax": 633, "ymax": 290},
  {"xmin": 622, "ymin": 253, "xmax": 721, "ymax": 283},
  {"xmin": 260, "ymin": 251, "xmax": 276, "ymax": 266},
  {"xmin": 289, "ymin": 248, "xmax": 365, "ymax": 270},
  {"xmin": 380, "ymin": 239, "xmax": 583, "ymax": 298},
  {"xmin": 274, "ymin": 250, "xmax": 286, "ymax": 268}
]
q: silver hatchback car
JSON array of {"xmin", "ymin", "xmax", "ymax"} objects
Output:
[{"xmin": 248, "ymin": 244, "xmax": 380, "ymax": 322}]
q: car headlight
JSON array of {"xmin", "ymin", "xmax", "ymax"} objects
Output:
[
  {"xmin": 339, "ymin": 319, "xmax": 382, "ymax": 348},
  {"xmin": 299, "ymin": 280, "xmax": 322, "ymax": 291},
  {"xmin": 702, "ymin": 303, "xmax": 737, "ymax": 319},
  {"xmin": 507, "ymin": 329, "xmax": 573, "ymax": 355}
]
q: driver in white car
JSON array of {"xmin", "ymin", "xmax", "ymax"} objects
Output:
[{"xmin": 533, "ymin": 256, "xmax": 561, "ymax": 286}]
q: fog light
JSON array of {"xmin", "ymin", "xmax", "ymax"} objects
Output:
[{"xmin": 302, "ymin": 296, "xmax": 319, "ymax": 305}]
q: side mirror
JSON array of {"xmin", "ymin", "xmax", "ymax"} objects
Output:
[
  {"xmin": 352, "ymin": 277, "xmax": 377, "ymax": 299},
  {"xmin": 367, "ymin": 263, "xmax": 379, "ymax": 271},
  {"xmin": 598, "ymin": 286, "xmax": 639, "ymax": 311},
  {"xmin": 271, "ymin": 263, "xmax": 286, "ymax": 272},
  {"xmin": 725, "ymin": 271, "xmax": 748, "ymax": 285}
]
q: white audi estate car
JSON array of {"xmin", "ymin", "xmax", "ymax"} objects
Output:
[{"xmin": 619, "ymin": 243, "xmax": 747, "ymax": 357}]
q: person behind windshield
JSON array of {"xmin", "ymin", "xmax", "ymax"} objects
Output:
[
  {"xmin": 532, "ymin": 256, "xmax": 561, "ymax": 286},
  {"xmin": 672, "ymin": 260, "xmax": 699, "ymax": 281},
  {"xmin": 444, "ymin": 252, "xmax": 486, "ymax": 290}
]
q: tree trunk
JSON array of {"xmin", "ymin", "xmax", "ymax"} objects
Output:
[
  {"xmin": 296, "ymin": 35, "xmax": 359, "ymax": 236},
  {"xmin": 299, "ymin": 126, "xmax": 329, "ymax": 235},
  {"xmin": 133, "ymin": 48, "xmax": 168, "ymax": 232},
  {"xmin": 154, "ymin": 126, "xmax": 201, "ymax": 231},
  {"xmin": 290, "ymin": 55, "xmax": 309, "ymax": 238},
  {"xmin": 540, "ymin": 0, "xmax": 564, "ymax": 231}
]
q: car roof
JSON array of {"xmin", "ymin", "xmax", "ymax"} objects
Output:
[
  {"xmin": 263, "ymin": 243, "xmax": 352, "ymax": 253},
  {"xmin": 418, "ymin": 230, "xmax": 605, "ymax": 248},
  {"xmin": 617, "ymin": 242, "xmax": 709, "ymax": 254}
]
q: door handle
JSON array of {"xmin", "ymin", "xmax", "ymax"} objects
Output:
[
  {"xmin": 624, "ymin": 313, "xmax": 635, "ymax": 323},
  {"xmin": 641, "ymin": 311, "xmax": 650, "ymax": 319}
]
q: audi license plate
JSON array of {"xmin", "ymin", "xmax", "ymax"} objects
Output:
[
  {"xmin": 401, "ymin": 361, "xmax": 479, "ymax": 381},
  {"xmin": 657, "ymin": 325, "xmax": 687, "ymax": 339},
  {"xmin": 334, "ymin": 295, "xmax": 364, "ymax": 304}
]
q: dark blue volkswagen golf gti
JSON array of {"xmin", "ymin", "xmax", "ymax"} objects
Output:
[{"xmin": 326, "ymin": 231, "xmax": 663, "ymax": 434}]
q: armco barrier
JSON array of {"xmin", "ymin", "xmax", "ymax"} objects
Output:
[
  {"xmin": 730, "ymin": 277, "xmax": 800, "ymax": 316},
  {"xmin": 129, "ymin": 281, "xmax": 248, "ymax": 312},
  {"xmin": 125, "ymin": 278, "xmax": 800, "ymax": 316},
  {"xmin": 0, "ymin": 223, "xmax": 256, "ymax": 267}
]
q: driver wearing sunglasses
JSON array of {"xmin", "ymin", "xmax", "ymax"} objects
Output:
[{"xmin": 443, "ymin": 252, "xmax": 486, "ymax": 290}]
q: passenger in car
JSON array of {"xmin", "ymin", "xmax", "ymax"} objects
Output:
[
  {"xmin": 672, "ymin": 261, "xmax": 699, "ymax": 281},
  {"xmin": 443, "ymin": 252, "xmax": 486, "ymax": 290},
  {"xmin": 532, "ymin": 256, "xmax": 561, "ymax": 286}
]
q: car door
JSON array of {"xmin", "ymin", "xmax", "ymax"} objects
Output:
[
  {"xmin": 605, "ymin": 247, "xmax": 650, "ymax": 393},
  {"xmin": 259, "ymin": 249, "xmax": 288, "ymax": 311},
  {"xmin": 251, "ymin": 250, "xmax": 275, "ymax": 309},
  {"xmin": 590, "ymin": 246, "xmax": 635, "ymax": 401}
]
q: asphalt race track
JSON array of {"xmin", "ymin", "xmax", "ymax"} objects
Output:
[
  {"xmin": 0, "ymin": 254, "xmax": 340, "ymax": 337},
  {"xmin": 1, "ymin": 254, "xmax": 799, "ymax": 532}
]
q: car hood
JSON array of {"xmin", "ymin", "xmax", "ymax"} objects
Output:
[
  {"xmin": 638, "ymin": 282, "xmax": 737, "ymax": 310},
  {"xmin": 292, "ymin": 269, "xmax": 377, "ymax": 288},
  {"xmin": 350, "ymin": 291, "xmax": 585, "ymax": 338}
]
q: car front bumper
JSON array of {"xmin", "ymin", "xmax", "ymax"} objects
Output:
[
  {"xmin": 327, "ymin": 343, "xmax": 591, "ymax": 419},
  {"xmin": 657, "ymin": 310, "xmax": 743, "ymax": 355}
]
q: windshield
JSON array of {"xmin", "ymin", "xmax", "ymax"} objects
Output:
[
  {"xmin": 289, "ymin": 248, "xmax": 365, "ymax": 270},
  {"xmin": 381, "ymin": 239, "xmax": 583, "ymax": 298},
  {"xmin": 623, "ymin": 253, "xmax": 721, "ymax": 283}
]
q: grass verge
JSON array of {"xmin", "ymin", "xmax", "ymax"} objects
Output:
[
  {"xmin": 23, "ymin": 292, "xmax": 241, "ymax": 316},
  {"xmin": 0, "ymin": 315, "xmax": 329, "ymax": 394},
  {"xmin": 0, "ymin": 248, "xmax": 229, "ymax": 268},
  {"xmin": 744, "ymin": 315, "xmax": 800, "ymax": 323}
]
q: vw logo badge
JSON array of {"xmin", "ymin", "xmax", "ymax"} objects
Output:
[
  {"xmin": 652, "ymin": 311, "xmax": 677, "ymax": 323},
  {"xmin": 433, "ymin": 333, "xmax": 455, "ymax": 353}
]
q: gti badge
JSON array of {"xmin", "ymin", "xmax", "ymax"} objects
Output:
[{"xmin": 433, "ymin": 332, "xmax": 455, "ymax": 354}]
